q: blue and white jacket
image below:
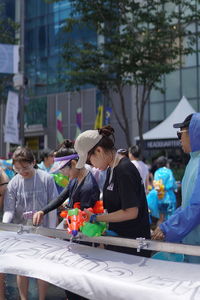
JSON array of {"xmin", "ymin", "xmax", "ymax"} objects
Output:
[{"xmin": 160, "ymin": 113, "xmax": 200, "ymax": 263}]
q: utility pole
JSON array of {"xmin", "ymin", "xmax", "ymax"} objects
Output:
[{"xmin": 19, "ymin": 0, "xmax": 25, "ymax": 146}]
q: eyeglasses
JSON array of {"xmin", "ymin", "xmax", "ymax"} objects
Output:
[
  {"xmin": 177, "ymin": 130, "xmax": 188, "ymax": 140},
  {"xmin": 13, "ymin": 165, "xmax": 33, "ymax": 173}
]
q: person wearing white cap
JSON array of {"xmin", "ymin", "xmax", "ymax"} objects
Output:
[{"xmin": 74, "ymin": 125, "xmax": 151, "ymax": 257}]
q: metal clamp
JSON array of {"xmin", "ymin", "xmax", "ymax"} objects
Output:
[
  {"xmin": 17, "ymin": 225, "xmax": 30, "ymax": 235},
  {"xmin": 136, "ymin": 237, "xmax": 148, "ymax": 252}
]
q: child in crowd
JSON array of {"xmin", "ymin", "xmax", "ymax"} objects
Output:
[{"xmin": 37, "ymin": 148, "xmax": 54, "ymax": 173}]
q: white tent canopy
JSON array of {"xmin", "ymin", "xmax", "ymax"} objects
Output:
[{"xmin": 136, "ymin": 96, "xmax": 196, "ymax": 141}]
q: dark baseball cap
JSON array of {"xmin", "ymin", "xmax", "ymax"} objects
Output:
[{"xmin": 173, "ymin": 113, "xmax": 193, "ymax": 128}]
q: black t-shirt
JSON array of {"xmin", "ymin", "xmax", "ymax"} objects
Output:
[
  {"xmin": 43, "ymin": 171, "xmax": 100, "ymax": 214},
  {"xmin": 103, "ymin": 157, "xmax": 150, "ymax": 239}
]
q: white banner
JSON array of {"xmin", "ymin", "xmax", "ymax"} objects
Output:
[
  {"xmin": 0, "ymin": 44, "xmax": 19, "ymax": 74},
  {"xmin": 4, "ymin": 91, "xmax": 19, "ymax": 144},
  {"xmin": 0, "ymin": 231, "xmax": 200, "ymax": 300}
]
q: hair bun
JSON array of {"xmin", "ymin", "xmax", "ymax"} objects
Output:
[
  {"xmin": 98, "ymin": 125, "xmax": 114, "ymax": 137},
  {"xmin": 63, "ymin": 139, "xmax": 74, "ymax": 148}
]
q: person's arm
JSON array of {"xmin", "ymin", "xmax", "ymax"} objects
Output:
[
  {"xmin": 43, "ymin": 183, "xmax": 69, "ymax": 214},
  {"xmin": 0, "ymin": 168, "xmax": 9, "ymax": 211},
  {"xmin": 2, "ymin": 181, "xmax": 16, "ymax": 223},
  {"xmin": 84, "ymin": 207, "xmax": 138, "ymax": 223}
]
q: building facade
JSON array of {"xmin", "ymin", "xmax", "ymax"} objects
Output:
[
  {"xmin": 0, "ymin": 0, "xmax": 199, "ymax": 157},
  {"xmin": 22, "ymin": 0, "xmax": 140, "ymax": 155}
]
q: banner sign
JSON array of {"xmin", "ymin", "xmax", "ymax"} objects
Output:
[
  {"xmin": 140, "ymin": 139, "xmax": 181, "ymax": 149},
  {"xmin": 0, "ymin": 232, "xmax": 200, "ymax": 300},
  {"xmin": 0, "ymin": 44, "xmax": 19, "ymax": 74},
  {"xmin": 4, "ymin": 91, "xmax": 20, "ymax": 144},
  {"xmin": 75, "ymin": 107, "xmax": 82, "ymax": 139},
  {"xmin": 56, "ymin": 110, "xmax": 64, "ymax": 144}
]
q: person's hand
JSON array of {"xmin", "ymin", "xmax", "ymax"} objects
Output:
[
  {"xmin": 84, "ymin": 208, "xmax": 94, "ymax": 222},
  {"xmin": 151, "ymin": 226, "xmax": 165, "ymax": 240},
  {"xmin": 33, "ymin": 211, "xmax": 44, "ymax": 226}
]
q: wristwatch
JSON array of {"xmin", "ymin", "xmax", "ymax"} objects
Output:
[{"xmin": 89, "ymin": 214, "xmax": 98, "ymax": 223}]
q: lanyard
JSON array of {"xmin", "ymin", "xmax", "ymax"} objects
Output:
[
  {"xmin": 23, "ymin": 170, "xmax": 37, "ymax": 212},
  {"xmin": 108, "ymin": 153, "xmax": 119, "ymax": 184}
]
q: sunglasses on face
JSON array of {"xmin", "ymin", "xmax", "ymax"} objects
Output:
[{"xmin": 177, "ymin": 130, "xmax": 188, "ymax": 140}]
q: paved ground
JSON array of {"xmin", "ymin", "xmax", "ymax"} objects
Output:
[{"xmin": 5, "ymin": 274, "xmax": 66, "ymax": 299}]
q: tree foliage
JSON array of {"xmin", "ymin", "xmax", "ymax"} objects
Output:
[{"xmin": 59, "ymin": 0, "xmax": 200, "ymax": 148}]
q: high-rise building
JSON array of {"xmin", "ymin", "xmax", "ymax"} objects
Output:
[{"xmin": 1, "ymin": 0, "xmax": 199, "ymax": 156}]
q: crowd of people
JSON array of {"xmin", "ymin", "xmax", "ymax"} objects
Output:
[{"xmin": 0, "ymin": 112, "xmax": 200, "ymax": 299}]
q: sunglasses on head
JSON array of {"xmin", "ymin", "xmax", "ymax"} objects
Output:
[{"xmin": 177, "ymin": 130, "xmax": 188, "ymax": 140}]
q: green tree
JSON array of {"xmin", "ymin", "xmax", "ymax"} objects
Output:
[
  {"xmin": 58, "ymin": 0, "xmax": 200, "ymax": 149},
  {"xmin": 0, "ymin": 3, "xmax": 19, "ymax": 101}
]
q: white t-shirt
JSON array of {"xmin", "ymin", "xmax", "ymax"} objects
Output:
[
  {"xmin": 131, "ymin": 160, "xmax": 149, "ymax": 186},
  {"xmin": 3, "ymin": 169, "xmax": 58, "ymax": 228}
]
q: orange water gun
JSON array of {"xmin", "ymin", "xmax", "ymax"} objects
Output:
[
  {"xmin": 60, "ymin": 200, "xmax": 104, "ymax": 236},
  {"xmin": 73, "ymin": 200, "xmax": 104, "ymax": 214},
  {"xmin": 60, "ymin": 208, "xmax": 90, "ymax": 237}
]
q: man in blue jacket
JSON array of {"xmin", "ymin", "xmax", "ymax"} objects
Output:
[{"xmin": 152, "ymin": 112, "xmax": 200, "ymax": 263}]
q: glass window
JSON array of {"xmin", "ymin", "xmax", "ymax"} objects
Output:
[
  {"xmin": 182, "ymin": 68, "xmax": 197, "ymax": 98},
  {"xmin": 165, "ymin": 70, "xmax": 180, "ymax": 100},
  {"xmin": 188, "ymin": 99, "xmax": 198, "ymax": 111},
  {"xmin": 36, "ymin": 59, "xmax": 47, "ymax": 82},
  {"xmin": 182, "ymin": 36, "xmax": 197, "ymax": 67},
  {"xmin": 37, "ymin": 0, "xmax": 47, "ymax": 17},
  {"xmin": 38, "ymin": 25, "xmax": 47, "ymax": 56},
  {"xmin": 150, "ymin": 77, "xmax": 164, "ymax": 103},
  {"xmin": 47, "ymin": 56, "xmax": 59, "ymax": 86},
  {"xmin": 26, "ymin": 0, "xmax": 40, "ymax": 18},
  {"xmin": 166, "ymin": 101, "xmax": 179, "ymax": 116},
  {"xmin": 48, "ymin": 24, "xmax": 60, "ymax": 55},
  {"xmin": 25, "ymin": 97, "xmax": 47, "ymax": 126},
  {"xmin": 150, "ymin": 88, "xmax": 164, "ymax": 103},
  {"xmin": 150, "ymin": 103, "xmax": 164, "ymax": 122}
]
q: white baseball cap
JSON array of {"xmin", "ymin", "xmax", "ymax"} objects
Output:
[{"xmin": 74, "ymin": 130, "xmax": 102, "ymax": 169}]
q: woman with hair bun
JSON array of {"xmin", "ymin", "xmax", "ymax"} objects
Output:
[{"xmin": 74, "ymin": 125, "xmax": 151, "ymax": 257}]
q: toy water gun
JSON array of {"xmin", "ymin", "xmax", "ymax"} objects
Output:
[
  {"xmin": 60, "ymin": 208, "xmax": 89, "ymax": 237},
  {"xmin": 153, "ymin": 179, "xmax": 165, "ymax": 199},
  {"xmin": 80, "ymin": 221, "xmax": 107, "ymax": 237},
  {"xmin": 60, "ymin": 200, "xmax": 105, "ymax": 237},
  {"xmin": 52, "ymin": 173, "xmax": 69, "ymax": 188},
  {"xmin": 73, "ymin": 200, "xmax": 104, "ymax": 214},
  {"xmin": 92, "ymin": 200, "xmax": 104, "ymax": 214}
]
